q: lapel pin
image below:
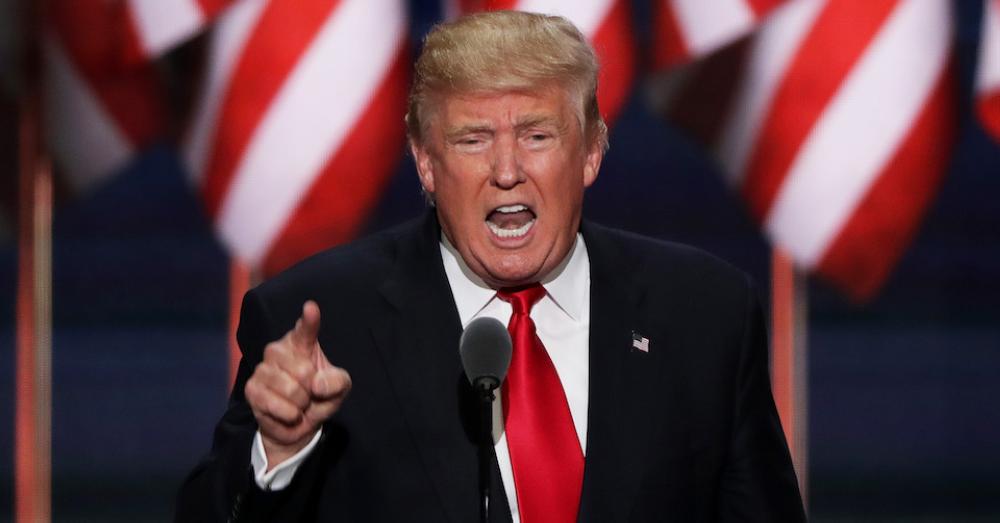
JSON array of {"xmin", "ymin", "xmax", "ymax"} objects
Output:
[{"xmin": 631, "ymin": 331, "xmax": 649, "ymax": 353}]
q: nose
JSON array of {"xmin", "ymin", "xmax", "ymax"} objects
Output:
[{"xmin": 490, "ymin": 134, "xmax": 524, "ymax": 189}]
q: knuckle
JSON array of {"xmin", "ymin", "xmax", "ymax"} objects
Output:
[{"xmin": 263, "ymin": 342, "xmax": 285, "ymax": 360}]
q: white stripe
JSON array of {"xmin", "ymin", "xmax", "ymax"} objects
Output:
[
  {"xmin": 516, "ymin": 0, "xmax": 614, "ymax": 37},
  {"xmin": 765, "ymin": 0, "xmax": 951, "ymax": 266},
  {"xmin": 127, "ymin": 0, "xmax": 205, "ymax": 57},
  {"xmin": 183, "ymin": 0, "xmax": 268, "ymax": 185},
  {"xmin": 976, "ymin": 0, "xmax": 1000, "ymax": 95},
  {"xmin": 669, "ymin": 0, "xmax": 755, "ymax": 57},
  {"xmin": 216, "ymin": 0, "xmax": 406, "ymax": 266},
  {"xmin": 717, "ymin": 0, "xmax": 824, "ymax": 185},
  {"xmin": 43, "ymin": 37, "xmax": 132, "ymax": 192}
]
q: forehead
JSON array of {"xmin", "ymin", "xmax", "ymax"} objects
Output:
[{"xmin": 430, "ymin": 86, "xmax": 578, "ymax": 129}]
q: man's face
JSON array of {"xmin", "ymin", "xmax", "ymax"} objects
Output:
[{"xmin": 411, "ymin": 86, "xmax": 602, "ymax": 288}]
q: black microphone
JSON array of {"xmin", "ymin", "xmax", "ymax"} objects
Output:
[
  {"xmin": 460, "ymin": 317, "xmax": 512, "ymax": 393},
  {"xmin": 459, "ymin": 317, "xmax": 511, "ymax": 523}
]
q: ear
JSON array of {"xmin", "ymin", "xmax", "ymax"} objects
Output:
[
  {"xmin": 582, "ymin": 136, "xmax": 603, "ymax": 188},
  {"xmin": 410, "ymin": 139, "xmax": 436, "ymax": 195}
]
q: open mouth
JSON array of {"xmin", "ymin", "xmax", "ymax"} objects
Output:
[{"xmin": 486, "ymin": 204, "xmax": 536, "ymax": 239}]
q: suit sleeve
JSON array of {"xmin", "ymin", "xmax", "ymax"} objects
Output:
[
  {"xmin": 716, "ymin": 279, "xmax": 807, "ymax": 522},
  {"xmin": 175, "ymin": 289, "xmax": 334, "ymax": 522}
]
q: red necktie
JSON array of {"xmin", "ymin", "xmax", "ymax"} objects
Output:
[{"xmin": 499, "ymin": 284, "xmax": 584, "ymax": 523}]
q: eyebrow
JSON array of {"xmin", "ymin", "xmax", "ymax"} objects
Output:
[
  {"xmin": 514, "ymin": 114, "xmax": 562, "ymax": 131},
  {"xmin": 444, "ymin": 115, "xmax": 565, "ymax": 140},
  {"xmin": 444, "ymin": 124, "xmax": 494, "ymax": 140}
]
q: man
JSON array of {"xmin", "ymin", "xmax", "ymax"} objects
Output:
[{"xmin": 177, "ymin": 11, "xmax": 805, "ymax": 522}]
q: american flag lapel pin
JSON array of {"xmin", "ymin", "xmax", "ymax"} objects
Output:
[{"xmin": 631, "ymin": 331, "xmax": 649, "ymax": 353}]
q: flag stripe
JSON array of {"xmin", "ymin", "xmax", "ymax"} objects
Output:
[
  {"xmin": 977, "ymin": 0, "xmax": 1000, "ymax": 139},
  {"xmin": 215, "ymin": 0, "xmax": 406, "ymax": 266},
  {"xmin": 981, "ymin": 92, "xmax": 1000, "ymax": 139},
  {"xmin": 589, "ymin": 0, "xmax": 635, "ymax": 125},
  {"xmin": 262, "ymin": 48, "xmax": 410, "ymax": 275},
  {"xmin": 48, "ymin": 1, "xmax": 164, "ymax": 148},
  {"xmin": 515, "ymin": 0, "xmax": 613, "ymax": 36},
  {"xmin": 652, "ymin": 0, "xmax": 691, "ymax": 68},
  {"xmin": 42, "ymin": 37, "xmax": 133, "ymax": 191},
  {"xmin": 764, "ymin": 0, "xmax": 953, "ymax": 267},
  {"xmin": 184, "ymin": 0, "xmax": 269, "ymax": 186},
  {"xmin": 201, "ymin": 0, "xmax": 341, "ymax": 220},
  {"xmin": 717, "ymin": 0, "xmax": 825, "ymax": 185},
  {"xmin": 654, "ymin": 0, "xmax": 787, "ymax": 67},
  {"xmin": 816, "ymin": 59, "xmax": 954, "ymax": 301},
  {"xmin": 126, "ymin": 0, "xmax": 206, "ymax": 58},
  {"xmin": 748, "ymin": 0, "xmax": 785, "ymax": 16},
  {"xmin": 741, "ymin": 0, "xmax": 899, "ymax": 221},
  {"xmin": 670, "ymin": 0, "xmax": 755, "ymax": 58}
]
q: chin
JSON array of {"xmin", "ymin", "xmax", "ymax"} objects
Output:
[{"xmin": 482, "ymin": 258, "xmax": 544, "ymax": 288}]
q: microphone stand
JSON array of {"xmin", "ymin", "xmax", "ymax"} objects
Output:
[{"xmin": 474, "ymin": 378, "xmax": 499, "ymax": 523}]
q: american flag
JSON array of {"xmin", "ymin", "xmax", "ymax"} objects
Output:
[
  {"xmin": 43, "ymin": 0, "xmax": 233, "ymax": 192},
  {"xmin": 183, "ymin": 0, "xmax": 410, "ymax": 276},
  {"xmin": 655, "ymin": 0, "xmax": 956, "ymax": 301}
]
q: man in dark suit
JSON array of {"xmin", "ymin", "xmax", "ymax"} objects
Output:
[{"xmin": 177, "ymin": 10, "xmax": 805, "ymax": 522}]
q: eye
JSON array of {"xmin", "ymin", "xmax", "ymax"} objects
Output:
[{"xmin": 522, "ymin": 131, "xmax": 553, "ymax": 149}]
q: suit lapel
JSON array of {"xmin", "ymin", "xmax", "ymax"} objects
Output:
[
  {"xmin": 578, "ymin": 222, "xmax": 676, "ymax": 522},
  {"xmin": 371, "ymin": 213, "xmax": 511, "ymax": 523}
]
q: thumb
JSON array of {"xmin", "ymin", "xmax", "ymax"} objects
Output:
[{"xmin": 289, "ymin": 300, "xmax": 321, "ymax": 354}]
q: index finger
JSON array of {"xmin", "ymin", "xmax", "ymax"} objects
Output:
[{"xmin": 288, "ymin": 300, "xmax": 321, "ymax": 354}]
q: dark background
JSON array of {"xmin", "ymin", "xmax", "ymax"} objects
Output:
[{"xmin": 1, "ymin": 0, "xmax": 998, "ymax": 521}]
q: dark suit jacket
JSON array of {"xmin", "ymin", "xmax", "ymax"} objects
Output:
[{"xmin": 176, "ymin": 212, "xmax": 805, "ymax": 522}]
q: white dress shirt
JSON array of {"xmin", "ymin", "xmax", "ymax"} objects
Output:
[{"xmin": 251, "ymin": 234, "xmax": 592, "ymax": 523}]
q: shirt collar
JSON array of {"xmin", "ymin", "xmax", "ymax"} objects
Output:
[{"xmin": 440, "ymin": 233, "xmax": 590, "ymax": 326}]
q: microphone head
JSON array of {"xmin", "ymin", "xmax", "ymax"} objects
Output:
[{"xmin": 459, "ymin": 317, "xmax": 512, "ymax": 392}]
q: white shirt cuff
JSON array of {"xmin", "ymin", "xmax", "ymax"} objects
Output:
[{"xmin": 250, "ymin": 429, "xmax": 323, "ymax": 491}]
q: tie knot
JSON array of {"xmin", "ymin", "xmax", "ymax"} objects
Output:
[{"xmin": 498, "ymin": 283, "xmax": 546, "ymax": 315}]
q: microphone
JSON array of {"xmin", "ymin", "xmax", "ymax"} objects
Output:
[
  {"xmin": 459, "ymin": 317, "xmax": 512, "ymax": 394},
  {"xmin": 458, "ymin": 317, "xmax": 511, "ymax": 523}
]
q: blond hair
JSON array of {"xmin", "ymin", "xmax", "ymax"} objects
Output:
[{"xmin": 406, "ymin": 10, "xmax": 608, "ymax": 150}]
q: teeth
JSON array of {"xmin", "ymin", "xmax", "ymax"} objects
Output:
[
  {"xmin": 495, "ymin": 204, "xmax": 528, "ymax": 214},
  {"xmin": 487, "ymin": 218, "xmax": 535, "ymax": 238}
]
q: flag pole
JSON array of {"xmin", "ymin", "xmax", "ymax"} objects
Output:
[
  {"xmin": 15, "ymin": 0, "xmax": 53, "ymax": 520},
  {"xmin": 770, "ymin": 248, "xmax": 809, "ymax": 503}
]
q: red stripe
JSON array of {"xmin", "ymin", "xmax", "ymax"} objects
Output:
[
  {"xmin": 262, "ymin": 46, "xmax": 410, "ymax": 276},
  {"xmin": 590, "ymin": 0, "xmax": 635, "ymax": 126},
  {"xmin": 48, "ymin": 0, "xmax": 165, "ymax": 147},
  {"xmin": 483, "ymin": 0, "xmax": 519, "ymax": 11},
  {"xmin": 979, "ymin": 91, "xmax": 1000, "ymax": 141},
  {"xmin": 652, "ymin": 0, "xmax": 691, "ymax": 69},
  {"xmin": 197, "ymin": 0, "xmax": 234, "ymax": 16},
  {"xmin": 747, "ymin": 0, "xmax": 786, "ymax": 18},
  {"xmin": 201, "ymin": 0, "xmax": 341, "ymax": 220},
  {"xmin": 120, "ymin": 3, "xmax": 148, "ymax": 66},
  {"xmin": 457, "ymin": 0, "xmax": 487, "ymax": 12},
  {"xmin": 740, "ymin": 0, "xmax": 899, "ymax": 221},
  {"xmin": 816, "ymin": 60, "xmax": 956, "ymax": 302}
]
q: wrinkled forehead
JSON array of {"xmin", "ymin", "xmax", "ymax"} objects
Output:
[{"xmin": 421, "ymin": 83, "xmax": 585, "ymax": 136}]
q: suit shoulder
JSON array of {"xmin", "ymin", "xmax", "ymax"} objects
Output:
[{"xmin": 583, "ymin": 221, "xmax": 752, "ymax": 293}]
